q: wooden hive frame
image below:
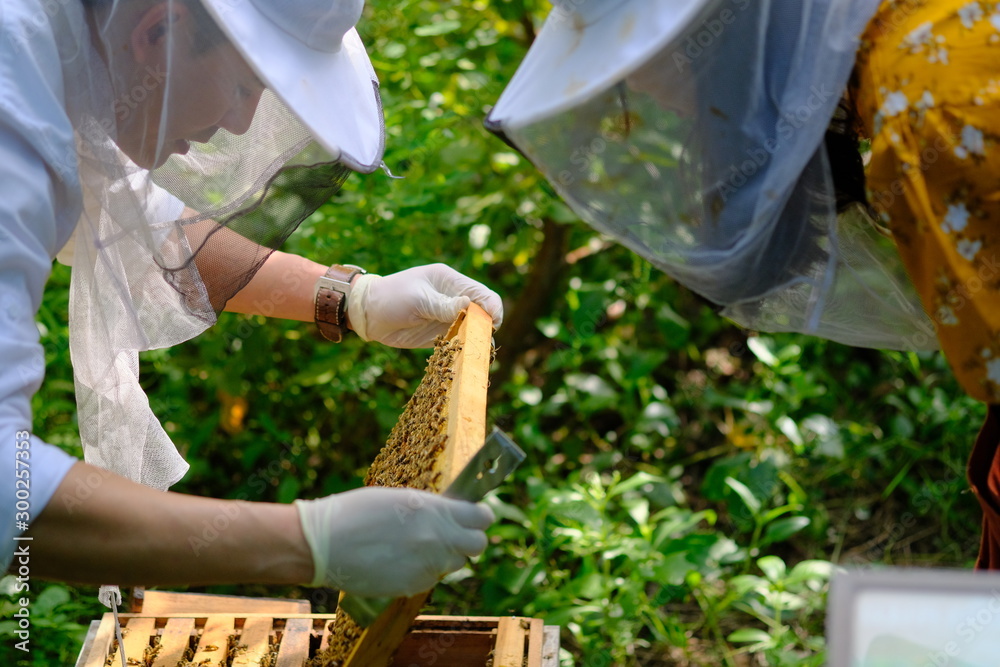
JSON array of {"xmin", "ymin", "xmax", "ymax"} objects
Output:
[
  {"xmin": 430, "ymin": 301, "xmax": 494, "ymax": 485},
  {"xmin": 316, "ymin": 303, "xmax": 497, "ymax": 666}
]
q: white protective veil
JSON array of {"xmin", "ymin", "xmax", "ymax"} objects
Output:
[
  {"xmin": 487, "ymin": 0, "xmax": 937, "ymax": 351},
  {"xmin": 49, "ymin": 0, "xmax": 384, "ymax": 492}
]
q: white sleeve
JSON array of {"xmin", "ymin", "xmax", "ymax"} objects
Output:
[{"xmin": 0, "ymin": 119, "xmax": 79, "ymax": 573}]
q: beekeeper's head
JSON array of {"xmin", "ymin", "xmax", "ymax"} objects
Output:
[
  {"xmin": 82, "ymin": 0, "xmax": 382, "ymax": 171},
  {"xmin": 83, "ymin": 0, "xmax": 263, "ymax": 168}
]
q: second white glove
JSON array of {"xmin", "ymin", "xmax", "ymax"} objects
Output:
[
  {"xmin": 294, "ymin": 487, "xmax": 495, "ymax": 597},
  {"xmin": 347, "ymin": 264, "xmax": 503, "ymax": 348}
]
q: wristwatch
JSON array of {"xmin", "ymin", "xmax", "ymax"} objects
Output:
[{"xmin": 314, "ymin": 264, "xmax": 367, "ymax": 342}]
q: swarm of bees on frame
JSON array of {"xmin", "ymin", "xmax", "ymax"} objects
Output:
[
  {"xmin": 364, "ymin": 336, "xmax": 461, "ymax": 493},
  {"xmin": 308, "ymin": 335, "xmax": 464, "ymax": 667}
]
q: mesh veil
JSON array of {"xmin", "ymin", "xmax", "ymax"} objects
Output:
[
  {"xmin": 46, "ymin": 0, "xmax": 383, "ymax": 490},
  {"xmin": 488, "ymin": 0, "xmax": 936, "ymax": 351}
]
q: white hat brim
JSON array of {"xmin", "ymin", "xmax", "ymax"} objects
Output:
[
  {"xmin": 489, "ymin": 0, "xmax": 717, "ymax": 129},
  {"xmin": 199, "ymin": 0, "xmax": 384, "ymax": 173}
]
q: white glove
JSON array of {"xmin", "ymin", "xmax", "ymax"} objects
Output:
[
  {"xmin": 294, "ymin": 487, "xmax": 495, "ymax": 597},
  {"xmin": 347, "ymin": 264, "xmax": 503, "ymax": 348}
]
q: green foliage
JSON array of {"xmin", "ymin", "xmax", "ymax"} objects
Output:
[
  {"xmin": 0, "ymin": 579, "xmax": 103, "ymax": 666},
  {"xmin": 476, "ymin": 470, "xmax": 740, "ymax": 665},
  {"xmin": 10, "ymin": 1, "xmax": 986, "ymax": 665}
]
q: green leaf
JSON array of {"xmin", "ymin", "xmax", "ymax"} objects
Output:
[
  {"xmin": 776, "ymin": 415, "xmax": 803, "ymax": 447},
  {"xmin": 786, "ymin": 560, "xmax": 834, "ymax": 586},
  {"xmin": 651, "ymin": 508, "xmax": 712, "ymax": 550},
  {"xmin": 725, "ymin": 477, "xmax": 761, "ymax": 518},
  {"xmin": 761, "ymin": 590, "xmax": 807, "ymax": 611},
  {"xmin": 414, "ymin": 19, "xmax": 462, "ymax": 36},
  {"xmin": 625, "ymin": 351, "xmax": 670, "ymax": 380},
  {"xmin": 762, "ymin": 516, "xmax": 811, "ymax": 545},
  {"xmin": 747, "ymin": 337, "xmax": 779, "ymax": 366},
  {"xmin": 761, "ymin": 504, "xmax": 798, "ymax": 525},
  {"xmin": 542, "ymin": 604, "xmax": 606, "ymax": 628},
  {"xmin": 729, "ymin": 574, "xmax": 767, "ymax": 596},
  {"xmin": 485, "ymin": 496, "xmax": 530, "ymax": 524},
  {"xmin": 610, "ymin": 471, "xmax": 666, "ymax": 496},
  {"xmin": 709, "ymin": 536, "xmax": 743, "ymax": 566},
  {"xmin": 565, "ymin": 373, "xmax": 618, "ymax": 410},
  {"xmin": 32, "ymin": 585, "xmax": 70, "ymax": 616},
  {"xmin": 0, "ymin": 620, "xmax": 20, "ymax": 638},
  {"xmin": 757, "ymin": 555, "xmax": 787, "ymax": 582},
  {"xmin": 495, "ymin": 560, "xmax": 542, "ymax": 595},
  {"xmin": 728, "ymin": 628, "xmax": 773, "ymax": 645},
  {"xmin": 637, "ymin": 401, "xmax": 679, "ymax": 436},
  {"xmin": 276, "ymin": 476, "xmax": 301, "ymax": 505},
  {"xmin": 572, "ymin": 573, "xmax": 606, "ymax": 600},
  {"xmin": 702, "ymin": 453, "xmax": 779, "ymax": 508},
  {"xmin": 622, "ymin": 496, "xmax": 650, "ymax": 527}
]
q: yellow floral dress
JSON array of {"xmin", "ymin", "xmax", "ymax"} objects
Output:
[{"xmin": 855, "ymin": 0, "xmax": 1000, "ymax": 403}]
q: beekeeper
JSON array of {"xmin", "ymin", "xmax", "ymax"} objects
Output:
[
  {"xmin": 488, "ymin": 0, "xmax": 1000, "ymax": 568},
  {"xmin": 1, "ymin": 0, "xmax": 501, "ymax": 598}
]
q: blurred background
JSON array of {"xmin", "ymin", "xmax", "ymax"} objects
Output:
[{"xmin": 2, "ymin": 1, "xmax": 985, "ymax": 665}]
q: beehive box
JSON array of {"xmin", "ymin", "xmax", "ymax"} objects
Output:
[
  {"xmin": 75, "ymin": 306, "xmax": 557, "ymax": 667},
  {"xmin": 74, "ymin": 609, "xmax": 560, "ymax": 667}
]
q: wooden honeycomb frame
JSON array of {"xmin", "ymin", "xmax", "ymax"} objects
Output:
[{"xmin": 318, "ymin": 303, "xmax": 496, "ymax": 666}]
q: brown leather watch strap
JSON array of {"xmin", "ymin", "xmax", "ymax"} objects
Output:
[{"xmin": 315, "ymin": 264, "xmax": 365, "ymax": 343}]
